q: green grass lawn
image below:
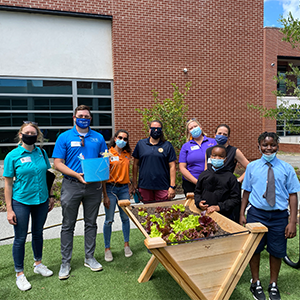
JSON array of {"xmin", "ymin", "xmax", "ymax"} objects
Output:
[{"xmin": 0, "ymin": 228, "xmax": 299, "ymax": 300}]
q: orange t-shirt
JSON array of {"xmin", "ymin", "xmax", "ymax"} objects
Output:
[{"xmin": 107, "ymin": 147, "xmax": 131, "ymax": 184}]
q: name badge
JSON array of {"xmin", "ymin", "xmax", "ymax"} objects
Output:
[
  {"xmin": 21, "ymin": 157, "xmax": 32, "ymax": 163},
  {"xmin": 71, "ymin": 141, "xmax": 81, "ymax": 147},
  {"xmin": 110, "ymin": 156, "xmax": 119, "ymax": 162},
  {"xmin": 191, "ymin": 145, "xmax": 200, "ymax": 150}
]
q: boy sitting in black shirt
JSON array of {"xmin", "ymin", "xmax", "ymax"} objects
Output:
[{"xmin": 194, "ymin": 145, "xmax": 240, "ymax": 220}]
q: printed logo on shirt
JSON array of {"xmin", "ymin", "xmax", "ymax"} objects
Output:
[
  {"xmin": 110, "ymin": 156, "xmax": 119, "ymax": 162},
  {"xmin": 208, "ymin": 143, "xmax": 215, "ymax": 146},
  {"xmin": 20, "ymin": 157, "xmax": 32, "ymax": 163},
  {"xmin": 191, "ymin": 145, "xmax": 200, "ymax": 150},
  {"xmin": 90, "ymin": 138, "xmax": 99, "ymax": 142},
  {"xmin": 71, "ymin": 141, "xmax": 81, "ymax": 147},
  {"xmin": 158, "ymin": 148, "xmax": 164, "ymax": 153}
]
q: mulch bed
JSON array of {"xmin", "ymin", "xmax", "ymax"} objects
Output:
[{"xmin": 0, "ymin": 188, "xmax": 5, "ymax": 212}]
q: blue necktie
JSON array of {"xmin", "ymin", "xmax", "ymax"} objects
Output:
[{"xmin": 263, "ymin": 162, "xmax": 276, "ymax": 207}]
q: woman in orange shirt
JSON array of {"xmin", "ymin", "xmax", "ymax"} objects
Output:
[{"xmin": 103, "ymin": 129, "xmax": 133, "ymax": 262}]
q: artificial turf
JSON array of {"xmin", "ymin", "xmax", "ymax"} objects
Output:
[{"xmin": 0, "ymin": 227, "xmax": 299, "ymax": 300}]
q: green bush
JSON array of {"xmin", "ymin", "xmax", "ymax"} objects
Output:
[
  {"xmin": 136, "ymin": 82, "xmax": 191, "ymax": 156},
  {"xmin": 136, "ymin": 82, "xmax": 191, "ymax": 189}
]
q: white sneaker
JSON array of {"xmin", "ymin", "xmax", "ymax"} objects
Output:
[
  {"xmin": 84, "ymin": 257, "xmax": 103, "ymax": 271},
  {"xmin": 33, "ymin": 263, "xmax": 53, "ymax": 277},
  {"xmin": 16, "ymin": 274, "xmax": 31, "ymax": 291},
  {"xmin": 105, "ymin": 250, "xmax": 113, "ymax": 262},
  {"xmin": 124, "ymin": 246, "xmax": 133, "ymax": 258}
]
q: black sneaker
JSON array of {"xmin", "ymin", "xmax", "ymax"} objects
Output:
[
  {"xmin": 268, "ymin": 282, "xmax": 281, "ymax": 300},
  {"xmin": 250, "ymin": 280, "xmax": 266, "ymax": 300}
]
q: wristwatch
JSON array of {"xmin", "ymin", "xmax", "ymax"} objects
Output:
[{"xmin": 169, "ymin": 185, "xmax": 176, "ymax": 190}]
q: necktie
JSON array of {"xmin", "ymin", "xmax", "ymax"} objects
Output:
[{"xmin": 263, "ymin": 162, "xmax": 276, "ymax": 207}]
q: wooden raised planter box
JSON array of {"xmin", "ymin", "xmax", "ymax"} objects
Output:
[{"xmin": 118, "ymin": 197, "xmax": 267, "ymax": 300}]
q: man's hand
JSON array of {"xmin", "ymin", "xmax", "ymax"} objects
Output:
[
  {"xmin": 198, "ymin": 200, "xmax": 209, "ymax": 211},
  {"xmin": 103, "ymin": 194, "xmax": 110, "ymax": 209},
  {"xmin": 76, "ymin": 173, "xmax": 87, "ymax": 184},
  {"xmin": 7, "ymin": 210, "xmax": 17, "ymax": 225},
  {"xmin": 206, "ymin": 205, "xmax": 220, "ymax": 214},
  {"xmin": 168, "ymin": 187, "xmax": 175, "ymax": 199},
  {"xmin": 48, "ymin": 197, "xmax": 55, "ymax": 212},
  {"xmin": 285, "ymin": 222, "xmax": 297, "ymax": 239},
  {"xmin": 129, "ymin": 184, "xmax": 135, "ymax": 195},
  {"xmin": 239, "ymin": 214, "xmax": 247, "ymax": 226}
]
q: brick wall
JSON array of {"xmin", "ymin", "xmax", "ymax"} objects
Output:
[
  {"xmin": 263, "ymin": 27, "xmax": 300, "ymax": 133},
  {"xmin": 279, "ymin": 143, "xmax": 300, "ymax": 153},
  {"xmin": 0, "ymin": 0, "xmax": 264, "ymax": 160},
  {"xmin": 264, "ymin": 27, "xmax": 300, "ymax": 152}
]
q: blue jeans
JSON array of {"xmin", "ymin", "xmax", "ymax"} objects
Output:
[
  {"xmin": 103, "ymin": 184, "xmax": 130, "ymax": 248},
  {"xmin": 12, "ymin": 199, "xmax": 49, "ymax": 273}
]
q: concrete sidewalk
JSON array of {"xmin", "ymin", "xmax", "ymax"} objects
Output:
[
  {"xmin": 1, "ymin": 152, "xmax": 299, "ymax": 246},
  {"xmin": 0, "ymin": 195, "xmax": 186, "ymax": 246},
  {"xmin": 277, "ymin": 153, "xmax": 300, "ymax": 169},
  {"xmin": 0, "ymin": 200, "xmax": 121, "ymax": 246}
]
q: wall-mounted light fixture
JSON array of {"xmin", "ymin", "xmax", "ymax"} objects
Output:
[
  {"xmin": 183, "ymin": 68, "xmax": 188, "ymax": 73},
  {"xmin": 271, "ymin": 63, "xmax": 275, "ymax": 67}
]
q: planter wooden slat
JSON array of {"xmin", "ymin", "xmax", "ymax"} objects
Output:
[{"xmin": 119, "ymin": 198, "xmax": 268, "ymax": 300}]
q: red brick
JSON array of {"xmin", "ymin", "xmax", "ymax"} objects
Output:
[{"xmin": 0, "ymin": 0, "xmax": 264, "ymax": 160}]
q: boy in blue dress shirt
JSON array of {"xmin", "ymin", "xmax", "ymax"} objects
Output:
[{"xmin": 240, "ymin": 132, "xmax": 300, "ymax": 300}]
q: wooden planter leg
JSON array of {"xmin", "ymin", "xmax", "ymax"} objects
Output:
[{"xmin": 138, "ymin": 254, "xmax": 159, "ymax": 283}]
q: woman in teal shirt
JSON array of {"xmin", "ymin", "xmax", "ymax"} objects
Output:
[{"xmin": 4, "ymin": 121, "xmax": 54, "ymax": 291}]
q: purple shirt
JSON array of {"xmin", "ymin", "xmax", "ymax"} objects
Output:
[{"xmin": 179, "ymin": 136, "xmax": 217, "ymax": 180}]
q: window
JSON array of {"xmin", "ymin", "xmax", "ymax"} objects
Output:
[
  {"xmin": 277, "ymin": 66, "xmax": 287, "ymax": 94},
  {"xmin": 0, "ymin": 77, "xmax": 113, "ymax": 159},
  {"xmin": 276, "ymin": 110, "xmax": 300, "ymax": 137}
]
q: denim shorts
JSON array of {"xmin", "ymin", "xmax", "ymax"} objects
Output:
[{"xmin": 247, "ymin": 205, "xmax": 288, "ymax": 258}]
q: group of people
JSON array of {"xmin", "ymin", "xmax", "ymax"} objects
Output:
[{"xmin": 3, "ymin": 106, "xmax": 299, "ymax": 300}]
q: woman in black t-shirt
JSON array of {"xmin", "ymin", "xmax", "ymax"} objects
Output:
[{"xmin": 205, "ymin": 124, "xmax": 249, "ymax": 183}]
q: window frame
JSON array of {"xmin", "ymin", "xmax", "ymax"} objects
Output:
[{"xmin": 0, "ymin": 76, "xmax": 114, "ymax": 147}]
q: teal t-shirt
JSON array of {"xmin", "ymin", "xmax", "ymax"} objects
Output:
[{"xmin": 3, "ymin": 145, "xmax": 51, "ymax": 205}]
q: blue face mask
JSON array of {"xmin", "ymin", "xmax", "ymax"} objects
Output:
[
  {"xmin": 190, "ymin": 126, "xmax": 202, "ymax": 138},
  {"xmin": 116, "ymin": 139, "xmax": 127, "ymax": 149},
  {"xmin": 262, "ymin": 152, "xmax": 276, "ymax": 162},
  {"xmin": 215, "ymin": 135, "xmax": 228, "ymax": 145},
  {"xmin": 211, "ymin": 158, "xmax": 225, "ymax": 169},
  {"xmin": 76, "ymin": 118, "xmax": 91, "ymax": 129}
]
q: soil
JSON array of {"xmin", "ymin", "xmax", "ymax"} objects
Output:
[{"xmin": 131, "ymin": 205, "xmax": 230, "ymax": 243}]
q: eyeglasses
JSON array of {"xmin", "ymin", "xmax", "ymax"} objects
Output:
[
  {"xmin": 79, "ymin": 135, "xmax": 85, "ymax": 147},
  {"xmin": 23, "ymin": 121, "xmax": 38, "ymax": 126},
  {"xmin": 186, "ymin": 118, "xmax": 196, "ymax": 123},
  {"xmin": 150, "ymin": 127, "xmax": 161, "ymax": 130},
  {"xmin": 117, "ymin": 136, "xmax": 128, "ymax": 141},
  {"xmin": 76, "ymin": 115, "xmax": 91, "ymax": 119}
]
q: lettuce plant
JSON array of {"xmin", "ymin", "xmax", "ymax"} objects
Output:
[{"xmin": 140, "ymin": 204, "xmax": 218, "ymax": 244}]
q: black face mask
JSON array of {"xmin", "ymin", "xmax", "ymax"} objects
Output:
[
  {"xmin": 22, "ymin": 134, "xmax": 37, "ymax": 145},
  {"xmin": 150, "ymin": 128, "xmax": 162, "ymax": 139}
]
